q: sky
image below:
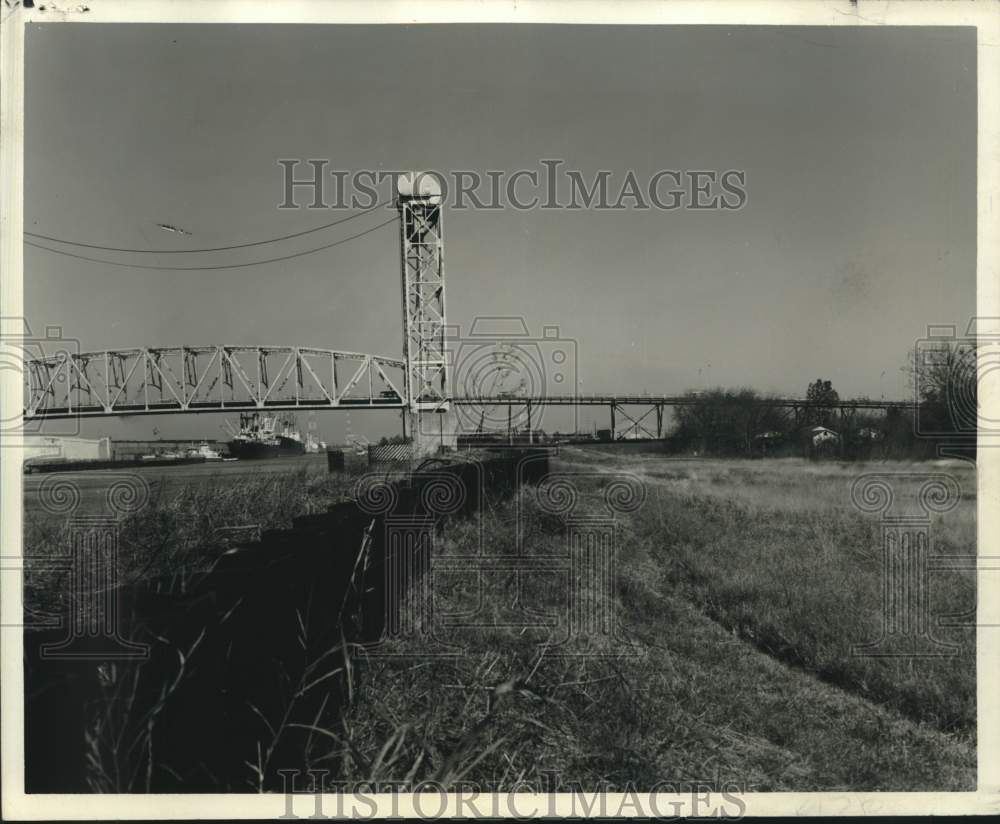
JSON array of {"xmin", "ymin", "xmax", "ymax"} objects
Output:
[{"xmin": 24, "ymin": 24, "xmax": 976, "ymax": 442}]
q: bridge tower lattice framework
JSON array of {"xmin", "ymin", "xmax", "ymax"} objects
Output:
[{"xmin": 396, "ymin": 174, "xmax": 449, "ymax": 415}]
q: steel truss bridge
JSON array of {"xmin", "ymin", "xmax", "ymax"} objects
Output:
[
  {"xmin": 22, "ymin": 345, "xmax": 409, "ymax": 419},
  {"xmin": 22, "ymin": 347, "xmax": 916, "ymax": 441},
  {"xmin": 19, "ymin": 178, "xmax": 917, "ymax": 438}
]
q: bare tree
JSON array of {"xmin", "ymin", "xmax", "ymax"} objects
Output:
[{"xmin": 905, "ymin": 340, "xmax": 978, "ymax": 436}]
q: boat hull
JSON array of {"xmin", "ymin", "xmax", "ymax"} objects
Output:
[
  {"xmin": 226, "ymin": 437, "xmax": 305, "ymax": 460},
  {"xmin": 25, "ymin": 456, "xmax": 205, "ymax": 474}
]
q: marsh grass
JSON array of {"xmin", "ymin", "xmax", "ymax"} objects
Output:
[
  {"xmin": 24, "ymin": 468, "xmax": 362, "ymax": 611},
  {"xmin": 597, "ymin": 453, "xmax": 978, "ymax": 734},
  {"xmin": 24, "ymin": 467, "xmax": 364, "ymax": 792},
  {"xmin": 23, "ymin": 453, "xmax": 978, "ymax": 791},
  {"xmin": 332, "ymin": 459, "xmax": 976, "ymax": 791}
]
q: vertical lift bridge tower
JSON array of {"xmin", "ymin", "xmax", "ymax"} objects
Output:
[{"xmin": 396, "ymin": 173, "xmax": 453, "ymax": 450}]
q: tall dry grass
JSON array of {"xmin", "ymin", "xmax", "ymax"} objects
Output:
[
  {"xmin": 23, "ymin": 455, "xmax": 978, "ymax": 791},
  {"xmin": 597, "ymin": 454, "xmax": 977, "ymax": 734},
  {"xmin": 24, "ymin": 467, "xmax": 363, "ymax": 792},
  {"xmin": 24, "ymin": 468, "xmax": 361, "ymax": 610},
  {"xmin": 331, "ymin": 464, "xmax": 976, "ymax": 791}
]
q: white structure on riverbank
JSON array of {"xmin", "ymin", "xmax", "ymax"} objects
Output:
[{"xmin": 23, "ymin": 434, "xmax": 111, "ymax": 462}]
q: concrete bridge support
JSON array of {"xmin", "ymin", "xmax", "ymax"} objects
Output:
[{"xmin": 409, "ymin": 409, "xmax": 459, "ymax": 457}]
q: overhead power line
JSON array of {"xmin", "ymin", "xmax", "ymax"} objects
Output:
[
  {"xmin": 24, "ymin": 200, "xmax": 389, "ymax": 253},
  {"xmin": 25, "ymin": 215, "xmax": 399, "ymax": 271}
]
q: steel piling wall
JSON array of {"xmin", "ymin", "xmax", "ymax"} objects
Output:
[{"xmin": 24, "ymin": 448, "xmax": 550, "ymax": 792}]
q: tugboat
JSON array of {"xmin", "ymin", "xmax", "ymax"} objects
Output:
[
  {"xmin": 186, "ymin": 442, "xmax": 224, "ymax": 461},
  {"xmin": 226, "ymin": 412, "xmax": 307, "ymax": 459}
]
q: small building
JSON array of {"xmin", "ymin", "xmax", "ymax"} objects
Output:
[
  {"xmin": 23, "ymin": 434, "xmax": 111, "ymax": 463},
  {"xmin": 809, "ymin": 426, "xmax": 840, "ymax": 446}
]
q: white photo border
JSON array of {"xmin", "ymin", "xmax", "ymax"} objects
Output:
[{"xmin": 1, "ymin": 0, "xmax": 997, "ymax": 819}]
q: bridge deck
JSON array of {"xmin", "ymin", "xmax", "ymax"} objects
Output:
[
  {"xmin": 18, "ymin": 343, "xmax": 918, "ymax": 421},
  {"xmin": 23, "ymin": 395, "xmax": 917, "ymax": 420}
]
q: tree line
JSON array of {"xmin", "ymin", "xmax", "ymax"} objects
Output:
[{"xmin": 666, "ymin": 340, "xmax": 977, "ymax": 460}]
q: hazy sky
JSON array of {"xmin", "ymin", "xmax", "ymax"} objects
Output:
[{"xmin": 24, "ymin": 24, "xmax": 976, "ymax": 441}]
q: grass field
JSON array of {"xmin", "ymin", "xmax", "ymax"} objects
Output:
[
  {"xmin": 567, "ymin": 449, "xmax": 977, "ymax": 732},
  {"xmin": 23, "ymin": 449, "xmax": 978, "ymax": 792},
  {"xmin": 334, "ymin": 450, "xmax": 976, "ymax": 792},
  {"xmin": 24, "ymin": 464, "xmax": 363, "ymax": 617}
]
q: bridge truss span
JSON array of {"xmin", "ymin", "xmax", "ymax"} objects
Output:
[{"xmin": 24, "ymin": 345, "xmax": 407, "ymax": 419}]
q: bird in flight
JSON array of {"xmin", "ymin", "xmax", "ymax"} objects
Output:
[{"xmin": 156, "ymin": 223, "xmax": 192, "ymax": 235}]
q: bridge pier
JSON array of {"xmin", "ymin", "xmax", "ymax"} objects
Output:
[{"xmin": 409, "ymin": 409, "xmax": 458, "ymax": 457}]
